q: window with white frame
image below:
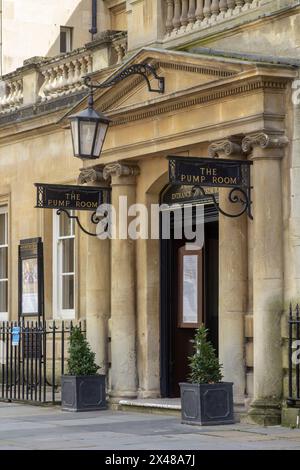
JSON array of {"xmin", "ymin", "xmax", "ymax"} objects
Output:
[
  {"xmin": 0, "ymin": 206, "xmax": 8, "ymax": 320},
  {"xmin": 53, "ymin": 211, "xmax": 75, "ymax": 318},
  {"xmin": 60, "ymin": 26, "xmax": 73, "ymax": 53}
]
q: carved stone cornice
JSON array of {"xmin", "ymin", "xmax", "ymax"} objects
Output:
[
  {"xmin": 242, "ymin": 132, "xmax": 288, "ymax": 153},
  {"xmin": 78, "ymin": 166, "xmax": 105, "ymax": 185},
  {"xmin": 208, "ymin": 139, "xmax": 242, "ymax": 158},
  {"xmin": 103, "ymin": 162, "xmax": 140, "ymax": 180}
]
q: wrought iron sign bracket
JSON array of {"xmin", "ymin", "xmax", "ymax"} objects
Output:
[
  {"xmin": 84, "ymin": 63, "xmax": 165, "ymax": 94},
  {"xmin": 168, "ymin": 156, "xmax": 253, "ymax": 220},
  {"xmin": 191, "ymin": 185, "xmax": 253, "ymax": 220},
  {"xmin": 35, "ymin": 183, "xmax": 111, "ymax": 238},
  {"xmin": 56, "ymin": 208, "xmax": 102, "ymax": 237}
]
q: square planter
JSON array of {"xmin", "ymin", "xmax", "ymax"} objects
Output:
[
  {"xmin": 61, "ymin": 375, "xmax": 107, "ymax": 412},
  {"xmin": 180, "ymin": 382, "xmax": 234, "ymax": 425}
]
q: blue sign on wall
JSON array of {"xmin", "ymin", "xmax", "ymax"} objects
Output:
[{"xmin": 12, "ymin": 327, "xmax": 21, "ymax": 346}]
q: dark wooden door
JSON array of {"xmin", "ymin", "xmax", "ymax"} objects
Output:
[{"xmin": 160, "ymin": 216, "xmax": 219, "ymax": 398}]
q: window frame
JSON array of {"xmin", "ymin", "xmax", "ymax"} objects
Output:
[
  {"xmin": 53, "ymin": 211, "xmax": 76, "ymax": 319},
  {"xmin": 60, "ymin": 26, "xmax": 73, "ymax": 54},
  {"xmin": 0, "ymin": 205, "xmax": 8, "ymax": 321}
]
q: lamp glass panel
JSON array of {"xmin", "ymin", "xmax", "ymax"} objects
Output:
[
  {"xmin": 93, "ymin": 122, "xmax": 108, "ymax": 157},
  {"xmin": 79, "ymin": 120, "xmax": 97, "ymax": 156},
  {"xmin": 70, "ymin": 120, "xmax": 79, "ymax": 155}
]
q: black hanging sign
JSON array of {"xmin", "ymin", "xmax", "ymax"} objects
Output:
[
  {"xmin": 168, "ymin": 156, "xmax": 251, "ymax": 188},
  {"xmin": 167, "ymin": 155, "xmax": 253, "ymax": 219},
  {"xmin": 35, "ymin": 183, "xmax": 110, "ymax": 212}
]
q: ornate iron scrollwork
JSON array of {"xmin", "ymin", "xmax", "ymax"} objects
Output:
[
  {"xmin": 84, "ymin": 63, "xmax": 165, "ymax": 94},
  {"xmin": 191, "ymin": 185, "xmax": 253, "ymax": 219},
  {"xmin": 56, "ymin": 209, "xmax": 102, "ymax": 237}
]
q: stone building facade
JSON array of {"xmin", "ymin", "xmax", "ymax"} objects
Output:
[{"xmin": 1, "ymin": 0, "xmax": 300, "ymax": 425}]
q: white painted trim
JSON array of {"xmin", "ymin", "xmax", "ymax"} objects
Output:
[{"xmin": 52, "ymin": 211, "xmax": 76, "ymax": 320}]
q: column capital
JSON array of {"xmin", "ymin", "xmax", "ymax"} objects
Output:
[
  {"xmin": 78, "ymin": 165, "xmax": 106, "ymax": 185},
  {"xmin": 103, "ymin": 162, "xmax": 140, "ymax": 181},
  {"xmin": 208, "ymin": 138, "xmax": 242, "ymax": 158},
  {"xmin": 242, "ymin": 132, "xmax": 288, "ymax": 154}
]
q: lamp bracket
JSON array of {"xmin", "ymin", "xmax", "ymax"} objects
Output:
[{"xmin": 84, "ymin": 63, "xmax": 165, "ymax": 94}]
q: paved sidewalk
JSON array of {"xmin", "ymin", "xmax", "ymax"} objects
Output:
[{"xmin": 0, "ymin": 402, "xmax": 300, "ymax": 450}]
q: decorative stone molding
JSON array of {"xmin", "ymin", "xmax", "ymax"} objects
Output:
[
  {"xmin": 103, "ymin": 78, "xmax": 288, "ymax": 127},
  {"xmin": 78, "ymin": 166, "xmax": 105, "ymax": 184},
  {"xmin": 208, "ymin": 138, "xmax": 242, "ymax": 158},
  {"xmin": 242, "ymin": 132, "xmax": 288, "ymax": 153},
  {"xmin": 103, "ymin": 162, "xmax": 140, "ymax": 180}
]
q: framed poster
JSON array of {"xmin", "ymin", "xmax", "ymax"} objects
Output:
[
  {"xmin": 18, "ymin": 238, "xmax": 44, "ymax": 320},
  {"xmin": 178, "ymin": 245, "xmax": 203, "ymax": 328}
]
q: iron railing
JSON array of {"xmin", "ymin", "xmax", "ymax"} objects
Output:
[
  {"xmin": 0, "ymin": 321, "xmax": 85, "ymax": 404},
  {"xmin": 288, "ymin": 304, "xmax": 300, "ymax": 406}
]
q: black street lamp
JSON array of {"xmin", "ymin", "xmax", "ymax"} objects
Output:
[
  {"xmin": 69, "ymin": 63, "xmax": 165, "ymax": 160},
  {"xmin": 69, "ymin": 93, "xmax": 111, "ymax": 160}
]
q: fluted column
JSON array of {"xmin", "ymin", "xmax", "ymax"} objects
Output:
[
  {"xmin": 208, "ymin": 139, "xmax": 247, "ymax": 404},
  {"xmin": 242, "ymin": 132, "xmax": 288, "ymax": 425},
  {"xmin": 78, "ymin": 166, "xmax": 110, "ymax": 374},
  {"xmin": 103, "ymin": 162, "xmax": 140, "ymax": 400}
]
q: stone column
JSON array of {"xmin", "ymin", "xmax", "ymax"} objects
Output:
[
  {"xmin": 208, "ymin": 139, "xmax": 248, "ymax": 404},
  {"xmin": 103, "ymin": 162, "xmax": 140, "ymax": 400},
  {"xmin": 78, "ymin": 166, "xmax": 110, "ymax": 374},
  {"xmin": 242, "ymin": 132, "xmax": 288, "ymax": 425}
]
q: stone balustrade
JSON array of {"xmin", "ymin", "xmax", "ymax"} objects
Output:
[
  {"xmin": 0, "ymin": 30, "xmax": 128, "ymax": 115},
  {"xmin": 164, "ymin": 0, "xmax": 260, "ymax": 37},
  {"xmin": 0, "ymin": 77, "xmax": 23, "ymax": 114},
  {"xmin": 38, "ymin": 52, "xmax": 93, "ymax": 102}
]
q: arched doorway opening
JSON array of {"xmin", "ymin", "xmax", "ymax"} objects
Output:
[{"xmin": 160, "ymin": 184, "xmax": 219, "ymax": 398}]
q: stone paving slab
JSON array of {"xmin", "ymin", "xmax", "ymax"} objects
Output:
[{"xmin": 0, "ymin": 402, "xmax": 300, "ymax": 450}]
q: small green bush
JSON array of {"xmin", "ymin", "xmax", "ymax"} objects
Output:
[
  {"xmin": 67, "ymin": 326, "xmax": 99, "ymax": 376},
  {"xmin": 188, "ymin": 325, "xmax": 223, "ymax": 384}
]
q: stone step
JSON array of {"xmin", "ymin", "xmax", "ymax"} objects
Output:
[{"xmin": 113, "ymin": 398, "xmax": 248, "ymax": 422}]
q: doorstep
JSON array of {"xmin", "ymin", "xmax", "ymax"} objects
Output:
[
  {"xmin": 114, "ymin": 398, "xmax": 181, "ymax": 417},
  {"xmin": 113, "ymin": 398, "xmax": 246, "ymax": 421}
]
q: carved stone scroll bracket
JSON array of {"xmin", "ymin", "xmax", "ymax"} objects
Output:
[
  {"xmin": 103, "ymin": 162, "xmax": 140, "ymax": 181},
  {"xmin": 208, "ymin": 138, "xmax": 243, "ymax": 159},
  {"xmin": 242, "ymin": 132, "xmax": 289, "ymax": 154},
  {"xmin": 78, "ymin": 165, "xmax": 106, "ymax": 185}
]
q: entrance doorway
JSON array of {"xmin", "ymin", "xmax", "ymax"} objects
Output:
[{"xmin": 160, "ymin": 199, "xmax": 219, "ymax": 398}]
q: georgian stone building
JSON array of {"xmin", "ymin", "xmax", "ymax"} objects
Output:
[{"xmin": 1, "ymin": 0, "xmax": 300, "ymax": 425}]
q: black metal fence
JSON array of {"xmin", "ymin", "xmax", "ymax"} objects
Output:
[
  {"xmin": 0, "ymin": 321, "xmax": 85, "ymax": 404},
  {"xmin": 288, "ymin": 304, "xmax": 300, "ymax": 406}
]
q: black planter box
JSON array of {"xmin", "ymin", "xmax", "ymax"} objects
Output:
[
  {"xmin": 180, "ymin": 382, "xmax": 234, "ymax": 425},
  {"xmin": 61, "ymin": 375, "xmax": 107, "ymax": 412}
]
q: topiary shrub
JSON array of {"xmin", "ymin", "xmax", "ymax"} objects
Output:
[
  {"xmin": 67, "ymin": 326, "xmax": 99, "ymax": 376},
  {"xmin": 188, "ymin": 325, "xmax": 223, "ymax": 384}
]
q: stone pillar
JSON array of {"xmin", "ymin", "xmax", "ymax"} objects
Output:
[
  {"xmin": 208, "ymin": 139, "xmax": 247, "ymax": 404},
  {"xmin": 242, "ymin": 132, "xmax": 288, "ymax": 425},
  {"xmin": 78, "ymin": 166, "xmax": 110, "ymax": 374},
  {"xmin": 103, "ymin": 162, "xmax": 140, "ymax": 400}
]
